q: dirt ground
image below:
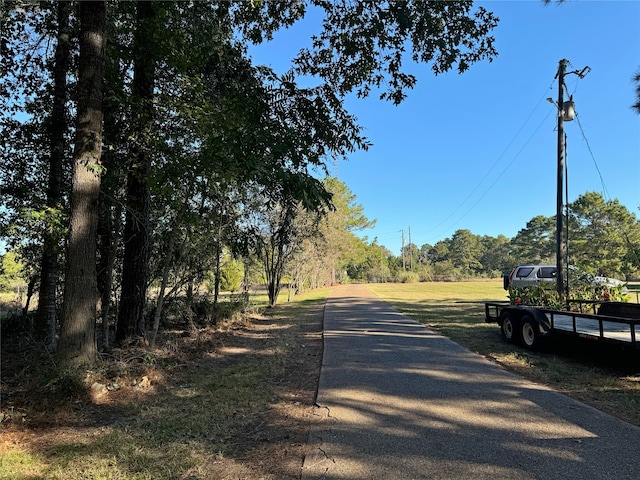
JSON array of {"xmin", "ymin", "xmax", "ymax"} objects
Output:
[{"xmin": 0, "ymin": 301, "xmax": 326, "ymax": 479}]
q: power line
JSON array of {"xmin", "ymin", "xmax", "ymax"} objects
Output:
[
  {"xmin": 416, "ymin": 79, "xmax": 557, "ymax": 243},
  {"xmin": 434, "ymin": 110, "xmax": 555, "ymax": 241},
  {"xmin": 574, "ymin": 113, "xmax": 611, "ymax": 201}
]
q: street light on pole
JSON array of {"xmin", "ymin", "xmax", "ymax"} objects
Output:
[{"xmin": 552, "ymin": 59, "xmax": 590, "ymax": 301}]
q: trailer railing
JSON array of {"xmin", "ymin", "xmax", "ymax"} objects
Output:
[{"xmin": 484, "ymin": 301, "xmax": 640, "ymax": 349}]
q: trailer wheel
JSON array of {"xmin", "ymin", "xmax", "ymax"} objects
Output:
[
  {"xmin": 521, "ymin": 315, "xmax": 539, "ymax": 349},
  {"xmin": 500, "ymin": 312, "xmax": 518, "ymax": 343}
]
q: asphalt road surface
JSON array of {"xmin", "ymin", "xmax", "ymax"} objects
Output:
[{"xmin": 301, "ymin": 284, "xmax": 640, "ymax": 479}]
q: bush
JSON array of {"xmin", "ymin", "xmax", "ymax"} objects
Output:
[
  {"xmin": 1, "ymin": 309, "xmax": 33, "ymax": 338},
  {"xmin": 395, "ymin": 271, "xmax": 420, "ymax": 283},
  {"xmin": 161, "ymin": 292, "xmax": 255, "ymax": 330},
  {"xmin": 220, "ymin": 259, "xmax": 244, "ymax": 293}
]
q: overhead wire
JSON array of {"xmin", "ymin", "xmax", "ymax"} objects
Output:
[
  {"xmin": 424, "ymin": 107, "xmax": 556, "ymax": 244},
  {"xmin": 574, "ymin": 113, "xmax": 611, "ymax": 201},
  {"xmin": 407, "ymin": 67, "xmax": 638, "ymax": 272},
  {"xmin": 565, "ymin": 87, "xmax": 640, "ymax": 270},
  {"xmin": 564, "ymin": 72, "xmax": 611, "ymax": 201},
  {"xmin": 418, "ymin": 78, "xmax": 557, "ymax": 244}
]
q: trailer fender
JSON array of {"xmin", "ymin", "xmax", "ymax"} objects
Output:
[{"xmin": 522, "ymin": 307, "xmax": 552, "ymax": 334}]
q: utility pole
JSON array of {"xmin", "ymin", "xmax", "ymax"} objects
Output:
[
  {"xmin": 555, "ymin": 59, "xmax": 567, "ymax": 298},
  {"xmin": 553, "ymin": 58, "xmax": 589, "ymax": 299},
  {"xmin": 408, "ymin": 226, "xmax": 413, "ymax": 270},
  {"xmin": 401, "ymin": 230, "xmax": 405, "ymax": 270}
]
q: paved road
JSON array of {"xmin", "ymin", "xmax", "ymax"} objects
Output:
[{"xmin": 301, "ymin": 284, "xmax": 640, "ymax": 479}]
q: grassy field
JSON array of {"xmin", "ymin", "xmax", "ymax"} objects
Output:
[
  {"xmin": 368, "ymin": 280, "xmax": 640, "ymax": 427},
  {"xmin": 369, "ymin": 280, "xmax": 507, "ymax": 353},
  {"xmin": 3, "ymin": 281, "xmax": 640, "ymax": 479}
]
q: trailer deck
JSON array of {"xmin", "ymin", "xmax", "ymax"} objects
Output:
[
  {"xmin": 485, "ymin": 302, "xmax": 640, "ymax": 349},
  {"xmin": 548, "ymin": 312, "xmax": 638, "ymax": 344}
]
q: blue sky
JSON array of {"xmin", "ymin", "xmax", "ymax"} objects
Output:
[{"xmin": 250, "ymin": 1, "xmax": 640, "ymax": 255}]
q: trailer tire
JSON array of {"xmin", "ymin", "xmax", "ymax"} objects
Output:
[
  {"xmin": 521, "ymin": 315, "xmax": 539, "ymax": 349},
  {"xmin": 500, "ymin": 312, "xmax": 518, "ymax": 343}
]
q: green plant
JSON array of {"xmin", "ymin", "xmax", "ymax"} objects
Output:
[
  {"xmin": 51, "ymin": 369, "xmax": 87, "ymax": 398},
  {"xmin": 0, "ymin": 406, "xmax": 27, "ymax": 425},
  {"xmin": 508, "ymin": 284, "xmax": 564, "ymax": 308},
  {"xmin": 395, "ymin": 270, "xmax": 420, "ymax": 283},
  {"xmin": 220, "ymin": 259, "xmax": 244, "ymax": 293},
  {"xmin": 508, "ymin": 282, "xmax": 630, "ymax": 310}
]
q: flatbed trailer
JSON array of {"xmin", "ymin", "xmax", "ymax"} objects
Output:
[{"xmin": 485, "ymin": 301, "xmax": 640, "ymax": 350}]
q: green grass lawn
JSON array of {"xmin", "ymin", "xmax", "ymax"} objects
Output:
[
  {"xmin": 3, "ymin": 280, "xmax": 640, "ymax": 479},
  {"xmin": 367, "ymin": 280, "xmax": 508, "ymax": 353},
  {"xmin": 0, "ymin": 287, "xmax": 331, "ymax": 480}
]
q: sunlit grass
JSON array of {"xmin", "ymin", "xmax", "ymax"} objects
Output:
[
  {"xmin": 0, "ymin": 450, "xmax": 45, "ymax": 479},
  {"xmin": 1, "ymin": 287, "xmax": 330, "ymax": 480},
  {"xmin": 2, "ymin": 363, "xmax": 272, "ymax": 479},
  {"xmin": 369, "ymin": 279, "xmax": 507, "ymax": 302},
  {"xmin": 245, "ymin": 286, "xmax": 333, "ymax": 310},
  {"xmin": 5, "ymin": 281, "xmax": 639, "ymax": 477},
  {"xmin": 368, "ymin": 280, "xmax": 507, "ymax": 352}
]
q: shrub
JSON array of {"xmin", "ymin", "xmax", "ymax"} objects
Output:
[
  {"xmin": 220, "ymin": 259, "xmax": 244, "ymax": 293},
  {"xmin": 395, "ymin": 271, "xmax": 420, "ymax": 283}
]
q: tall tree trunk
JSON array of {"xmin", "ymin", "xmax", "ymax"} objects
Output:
[
  {"xmin": 97, "ymin": 185, "xmax": 122, "ymax": 350},
  {"xmin": 150, "ymin": 232, "xmax": 175, "ymax": 350},
  {"xmin": 116, "ymin": 1, "xmax": 155, "ymax": 344},
  {"xmin": 58, "ymin": 1, "xmax": 106, "ymax": 368},
  {"xmin": 35, "ymin": 1, "xmax": 70, "ymax": 351},
  {"xmin": 97, "ymin": 50, "xmax": 125, "ymax": 350},
  {"xmin": 22, "ymin": 276, "xmax": 37, "ymax": 320},
  {"xmin": 264, "ymin": 238, "xmax": 285, "ymax": 308},
  {"xmin": 214, "ymin": 220, "xmax": 222, "ymax": 307}
]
